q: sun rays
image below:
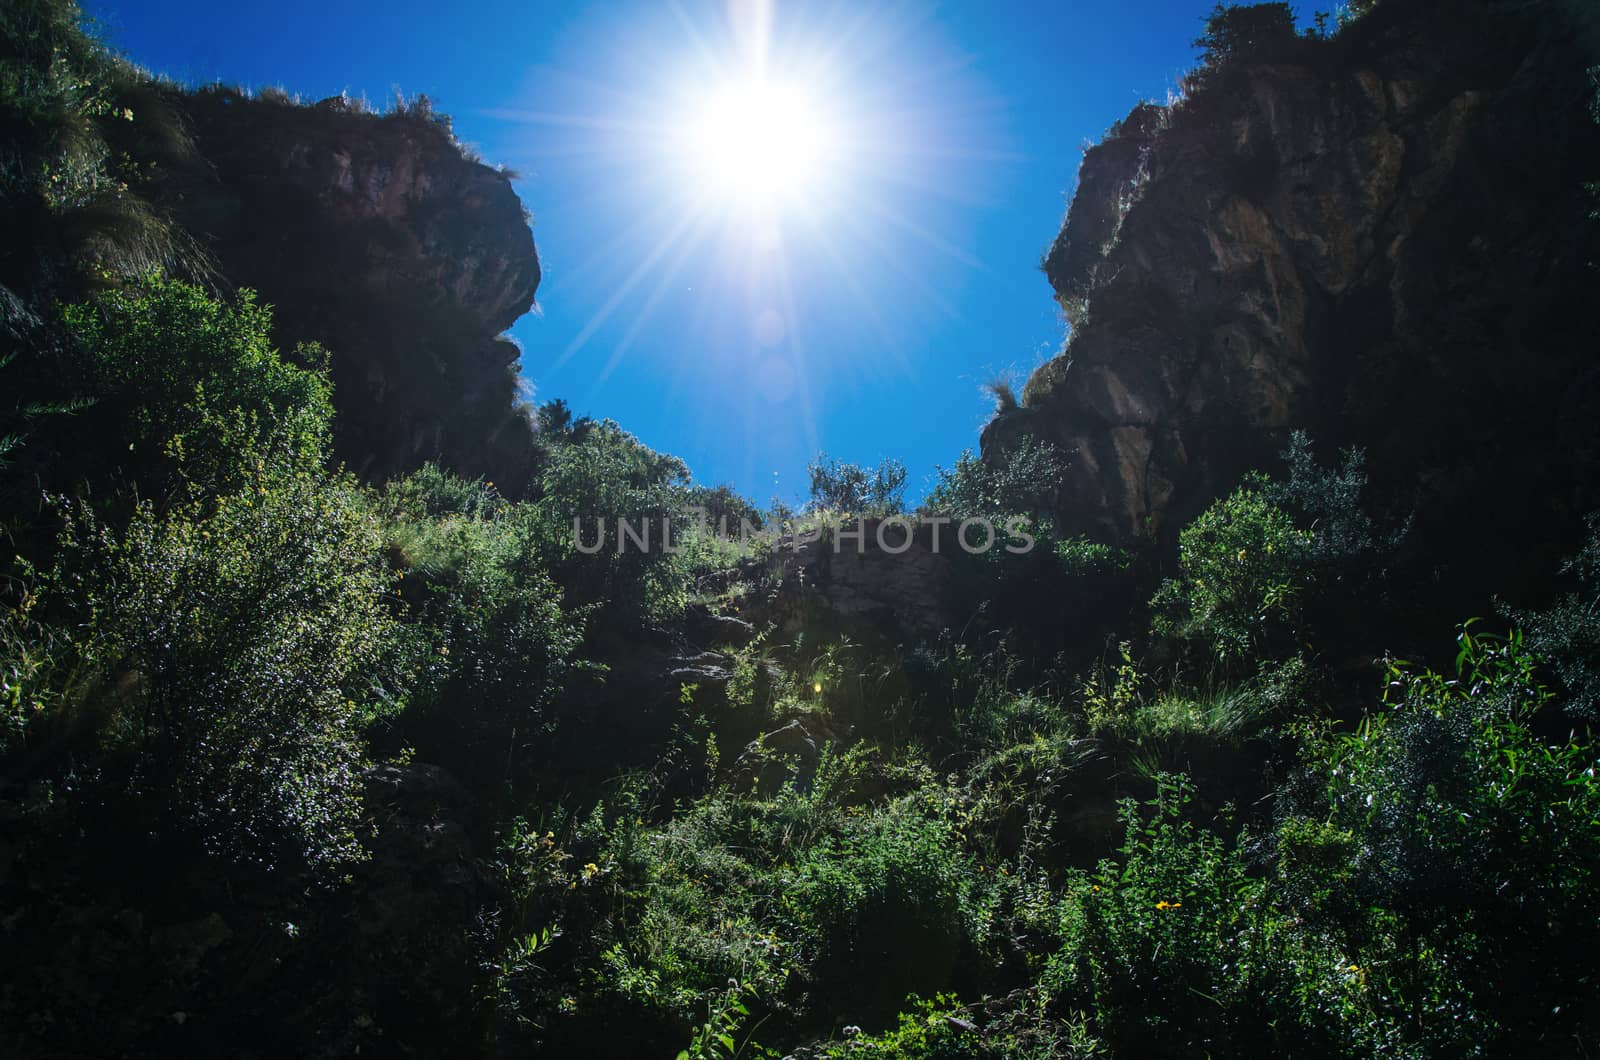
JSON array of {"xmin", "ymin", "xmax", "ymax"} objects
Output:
[
  {"xmin": 681, "ymin": 77, "xmax": 837, "ymax": 206},
  {"xmin": 489, "ymin": 0, "xmax": 1004, "ymax": 486}
]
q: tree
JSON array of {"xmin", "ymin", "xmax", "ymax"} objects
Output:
[
  {"xmin": 806, "ymin": 453, "xmax": 907, "ymax": 515},
  {"xmin": 1193, "ymin": 3, "xmax": 1297, "ymax": 69}
]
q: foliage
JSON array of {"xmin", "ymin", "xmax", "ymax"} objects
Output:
[
  {"xmin": 685, "ymin": 482, "xmax": 765, "ymax": 534},
  {"xmin": 382, "ymin": 460, "xmax": 505, "ymax": 520},
  {"xmin": 806, "ymin": 453, "xmax": 908, "ymax": 516},
  {"xmin": 0, "ymin": 346, "xmax": 90, "ymax": 472},
  {"xmin": 61, "ymin": 276, "xmax": 333, "ymax": 500},
  {"xmin": 676, "ymin": 980, "xmax": 772, "ymax": 1060},
  {"xmin": 1152, "ymin": 432, "xmax": 1400, "ymax": 668},
  {"xmin": 1151, "ymin": 484, "xmax": 1306, "ymax": 663},
  {"xmin": 0, "ymin": 0, "xmax": 202, "ymax": 297},
  {"xmin": 783, "ymin": 799, "xmax": 974, "ymax": 1018},
  {"xmin": 1275, "ymin": 625, "xmax": 1600, "ymax": 1052},
  {"xmin": 1506, "ymin": 513, "xmax": 1600, "ymax": 718},
  {"xmin": 1193, "ymin": 3, "xmax": 1298, "ymax": 69},
  {"xmin": 380, "ymin": 469, "xmax": 586, "ymax": 795},
  {"xmin": 51, "ymin": 469, "xmax": 394, "ymax": 871},
  {"xmin": 1050, "ymin": 777, "xmax": 1354, "ymax": 1055},
  {"xmin": 923, "ymin": 440, "xmax": 1063, "ymax": 523},
  {"xmin": 3, "ymin": 8, "xmax": 1599, "ymax": 1055},
  {"xmin": 529, "ymin": 417, "xmax": 695, "ymax": 625},
  {"xmin": 1263, "ymin": 431, "xmax": 1404, "ymax": 570},
  {"xmin": 818, "ymin": 996, "xmax": 985, "ymax": 1059}
]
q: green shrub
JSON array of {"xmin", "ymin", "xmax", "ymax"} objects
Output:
[
  {"xmin": 1050, "ymin": 777, "xmax": 1356, "ymax": 1055},
  {"xmin": 784, "ymin": 802, "xmax": 972, "ymax": 1021},
  {"xmin": 382, "ymin": 460, "xmax": 505, "ymax": 520},
  {"xmin": 923, "ymin": 441, "xmax": 1063, "ymax": 524},
  {"xmin": 806, "ymin": 453, "xmax": 908, "ymax": 516},
  {"xmin": 562, "ymin": 750, "xmax": 935, "ymax": 1032},
  {"xmin": 1277, "ymin": 625, "xmax": 1600, "ymax": 1052},
  {"xmin": 1263, "ymin": 432, "xmax": 1403, "ymax": 573},
  {"xmin": 1151, "ymin": 485, "xmax": 1306, "ymax": 663},
  {"xmin": 819, "ymin": 995, "xmax": 982, "ymax": 1060},
  {"xmin": 381, "ymin": 469, "xmax": 585, "ymax": 795},
  {"xmin": 61, "ymin": 277, "xmax": 333, "ymax": 500},
  {"xmin": 54, "ymin": 469, "xmax": 394, "ymax": 871},
  {"xmin": 1192, "ymin": 4, "xmax": 1298, "ymax": 69},
  {"xmin": 0, "ymin": 0, "xmax": 200, "ymax": 296},
  {"xmin": 529, "ymin": 418, "xmax": 693, "ymax": 625},
  {"xmin": 0, "ymin": 582, "xmax": 71, "ymax": 754},
  {"xmin": 567, "ymin": 786, "xmax": 796, "ymax": 1028},
  {"xmin": 1504, "ymin": 512, "xmax": 1600, "ymax": 718},
  {"xmin": 1152, "ymin": 433, "xmax": 1399, "ymax": 669}
]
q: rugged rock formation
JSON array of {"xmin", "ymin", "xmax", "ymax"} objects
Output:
[
  {"xmin": 162, "ymin": 90, "xmax": 543, "ymax": 489},
  {"xmin": 989, "ymin": 0, "xmax": 1600, "ymax": 583},
  {"xmin": 760, "ymin": 519, "xmax": 956, "ymax": 637}
]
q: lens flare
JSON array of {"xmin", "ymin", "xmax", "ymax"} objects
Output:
[{"xmin": 684, "ymin": 78, "xmax": 834, "ymax": 205}]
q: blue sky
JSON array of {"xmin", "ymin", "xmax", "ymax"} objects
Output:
[{"xmin": 88, "ymin": 0, "xmax": 1216, "ymax": 507}]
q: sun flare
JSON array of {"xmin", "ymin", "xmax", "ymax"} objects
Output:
[{"xmin": 683, "ymin": 78, "xmax": 836, "ymax": 206}]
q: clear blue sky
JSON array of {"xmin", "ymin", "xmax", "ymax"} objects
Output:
[{"xmin": 87, "ymin": 0, "xmax": 1217, "ymax": 507}]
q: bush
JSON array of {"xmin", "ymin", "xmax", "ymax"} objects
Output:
[
  {"xmin": 806, "ymin": 453, "xmax": 907, "ymax": 516},
  {"xmin": 784, "ymin": 802, "xmax": 972, "ymax": 1021},
  {"xmin": 1504, "ymin": 512, "xmax": 1600, "ymax": 718},
  {"xmin": 382, "ymin": 460, "xmax": 505, "ymax": 520},
  {"xmin": 61, "ymin": 277, "xmax": 333, "ymax": 500},
  {"xmin": 923, "ymin": 441, "xmax": 1063, "ymax": 524},
  {"xmin": 1152, "ymin": 433, "xmax": 1400, "ymax": 669},
  {"xmin": 53, "ymin": 469, "xmax": 395, "ymax": 872},
  {"xmin": 1151, "ymin": 485, "xmax": 1304, "ymax": 664},
  {"xmin": 0, "ymin": 0, "xmax": 199, "ymax": 296},
  {"xmin": 529, "ymin": 418, "xmax": 693, "ymax": 625},
  {"xmin": 1049, "ymin": 777, "xmax": 1356, "ymax": 1056},
  {"xmin": 1276, "ymin": 625, "xmax": 1600, "ymax": 1052},
  {"xmin": 381, "ymin": 467, "xmax": 585, "ymax": 794},
  {"xmin": 1192, "ymin": 4, "xmax": 1298, "ymax": 69}
]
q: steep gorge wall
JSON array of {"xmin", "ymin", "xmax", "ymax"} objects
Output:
[
  {"xmin": 988, "ymin": 0, "xmax": 1600, "ymax": 584},
  {"xmin": 162, "ymin": 91, "xmax": 544, "ymax": 490}
]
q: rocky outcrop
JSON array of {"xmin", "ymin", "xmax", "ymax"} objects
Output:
[
  {"xmin": 750, "ymin": 519, "xmax": 956, "ymax": 640},
  {"xmin": 992, "ymin": 0, "xmax": 1600, "ymax": 572},
  {"xmin": 163, "ymin": 90, "xmax": 543, "ymax": 490}
]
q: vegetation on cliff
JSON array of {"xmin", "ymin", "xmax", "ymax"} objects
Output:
[{"xmin": 2, "ymin": 2, "xmax": 1599, "ymax": 1058}]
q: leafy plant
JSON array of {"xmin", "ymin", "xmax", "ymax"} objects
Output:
[
  {"xmin": 1278, "ymin": 625, "xmax": 1600, "ymax": 1052},
  {"xmin": 1503, "ymin": 512, "xmax": 1600, "ymax": 718},
  {"xmin": 1151, "ymin": 432, "xmax": 1400, "ymax": 669},
  {"xmin": 1192, "ymin": 3, "xmax": 1298, "ymax": 69},
  {"xmin": 784, "ymin": 801, "xmax": 972, "ymax": 1019},
  {"xmin": 52, "ymin": 468, "xmax": 395, "ymax": 872},
  {"xmin": 61, "ymin": 277, "xmax": 333, "ymax": 501},
  {"xmin": 923, "ymin": 440, "xmax": 1064, "ymax": 524},
  {"xmin": 806, "ymin": 453, "xmax": 908, "ymax": 516},
  {"xmin": 676, "ymin": 980, "xmax": 771, "ymax": 1060}
]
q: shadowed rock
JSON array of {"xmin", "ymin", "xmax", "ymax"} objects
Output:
[
  {"xmin": 163, "ymin": 89, "xmax": 544, "ymax": 491},
  {"xmin": 995, "ymin": 0, "xmax": 1600, "ymax": 581}
]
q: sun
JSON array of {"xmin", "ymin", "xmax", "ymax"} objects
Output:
[{"xmin": 683, "ymin": 77, "xmax": 836, "ymax": 207}]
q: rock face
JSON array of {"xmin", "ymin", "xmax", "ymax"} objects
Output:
[
  {"xmin": 991, "ymin": 0, "xmax": 1600, "ymax": 568},
  {"xmin": 166, "ymin": 91, "xmax": 543, "ymax": 490},
  {"xmin": 753, "ymin": 519, "xmax": 955, "ymax": 640}
]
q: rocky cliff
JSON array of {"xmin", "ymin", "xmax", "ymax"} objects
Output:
[
  {"xmin": 162, "ymin": 90, "xmax": 543, "ymax": 490},
  {"xmin": 988, "ymin": 0, "xmax": 1600, "ymax": 583}
]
